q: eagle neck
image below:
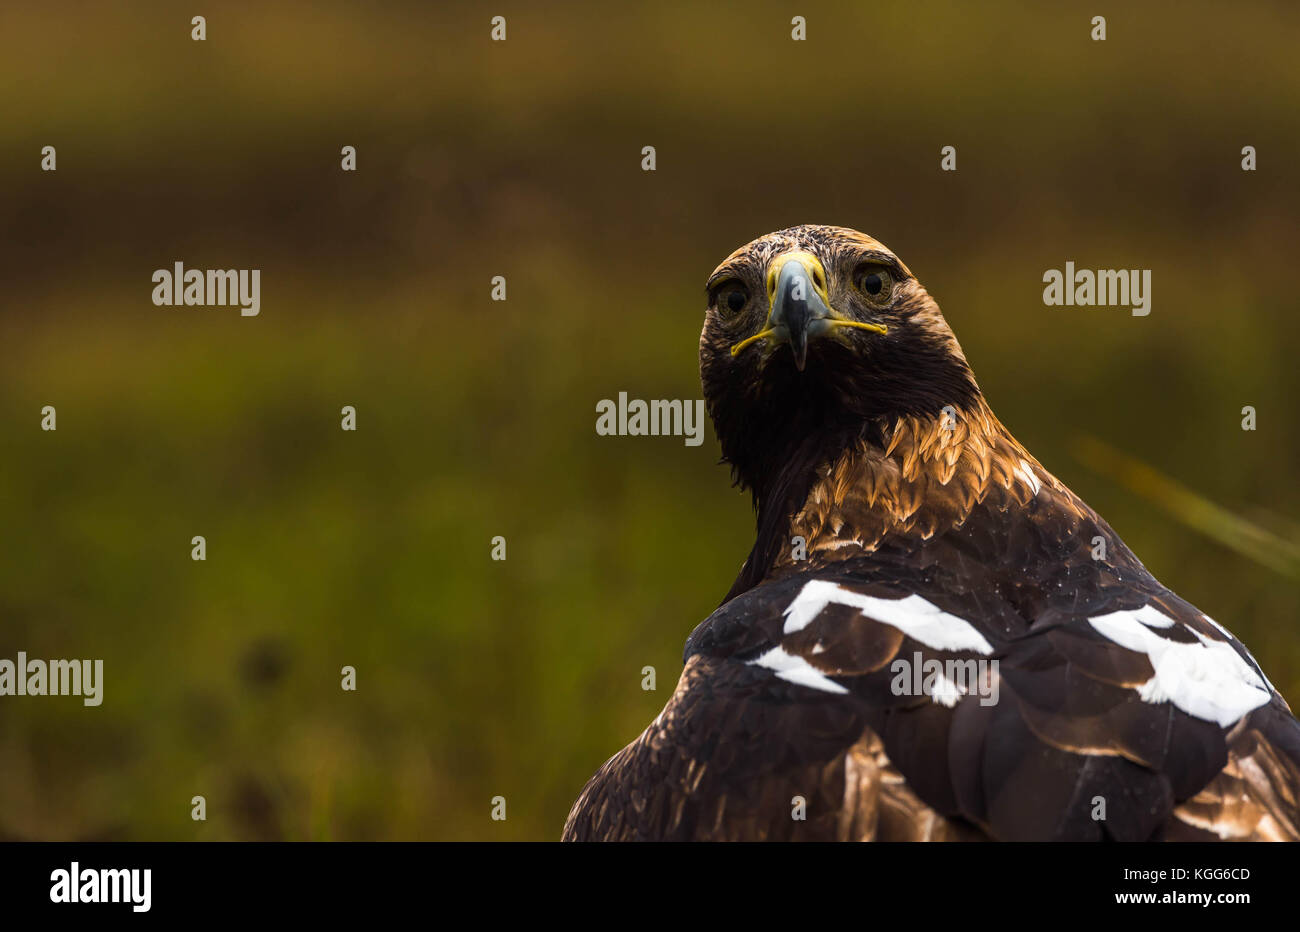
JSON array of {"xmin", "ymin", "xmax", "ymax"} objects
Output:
[{"xmin": 724, "ymin": 398, "xmax": 1043, "ymax": 601}]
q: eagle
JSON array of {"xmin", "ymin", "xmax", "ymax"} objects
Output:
[{"xmin": 562, "ymin": 225, "xmax": 1300, "ymax": 842}]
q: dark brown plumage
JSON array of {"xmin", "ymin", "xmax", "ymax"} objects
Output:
[{"xmin": 563, "ymin": 225, "xmax": 1300, "ymax": 842}]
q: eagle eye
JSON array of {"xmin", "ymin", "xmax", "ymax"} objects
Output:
[
  {"xmin": 855, "ymin": 265, "xmax": 893, "ymax": 304},
  {"xmin": 712, "ymin": 280, "xmax": 749, "ymax": 316}
]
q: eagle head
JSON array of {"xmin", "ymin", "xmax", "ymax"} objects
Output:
[{"xmin": 700, "ymin": 225, "xmax": 981, "ymax": 502}]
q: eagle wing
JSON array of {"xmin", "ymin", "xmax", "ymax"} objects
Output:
[{"xmin": 564, "ymin": 539, "xmax": 1300, "ymax": 841}]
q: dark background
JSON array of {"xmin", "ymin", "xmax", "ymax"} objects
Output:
[{"xmin": 2, "ymin": 1, "xmax": 1297, "ymax": 840}]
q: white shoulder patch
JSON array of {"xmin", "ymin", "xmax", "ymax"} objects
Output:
[
  {"xmin": 1088, "ymin": 605, "xmax": 1271, "ymax": 727},
  {"xmin": 783, "ymin": 579, "xmax": 995, "ymax": 655},
  {"xmin": 1202, "ymin": 612, "xmax": 1278, "ymax": 695},
  {"xmin": 748, "ymin": 646, "xmax": 848, "ymax": 694},
  {"xmin": 929, "ymin": 671, "xmax": 965, "ymax": 707}
]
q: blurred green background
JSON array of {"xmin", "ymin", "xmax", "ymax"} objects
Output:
[{"xmin": 2, "ymin": 1, "xmax": 1298, "ymax": 840}]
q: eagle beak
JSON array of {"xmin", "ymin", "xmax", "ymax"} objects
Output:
[
  {"xmin": 729, "ymin": 251, "xmax": 887, "ymax": 369},
  {"xmin": 769, "ymin": 253, "xmax": 829, "ymax": 371}
]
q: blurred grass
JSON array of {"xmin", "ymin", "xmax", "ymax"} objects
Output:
[
  {"xmin": 1073, "ymin": 434, "xmax": 1300, "ymax": 579},
  {"xmin": 1, "ymin": 0, "xmax": 1298, "ymax": 839}
]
